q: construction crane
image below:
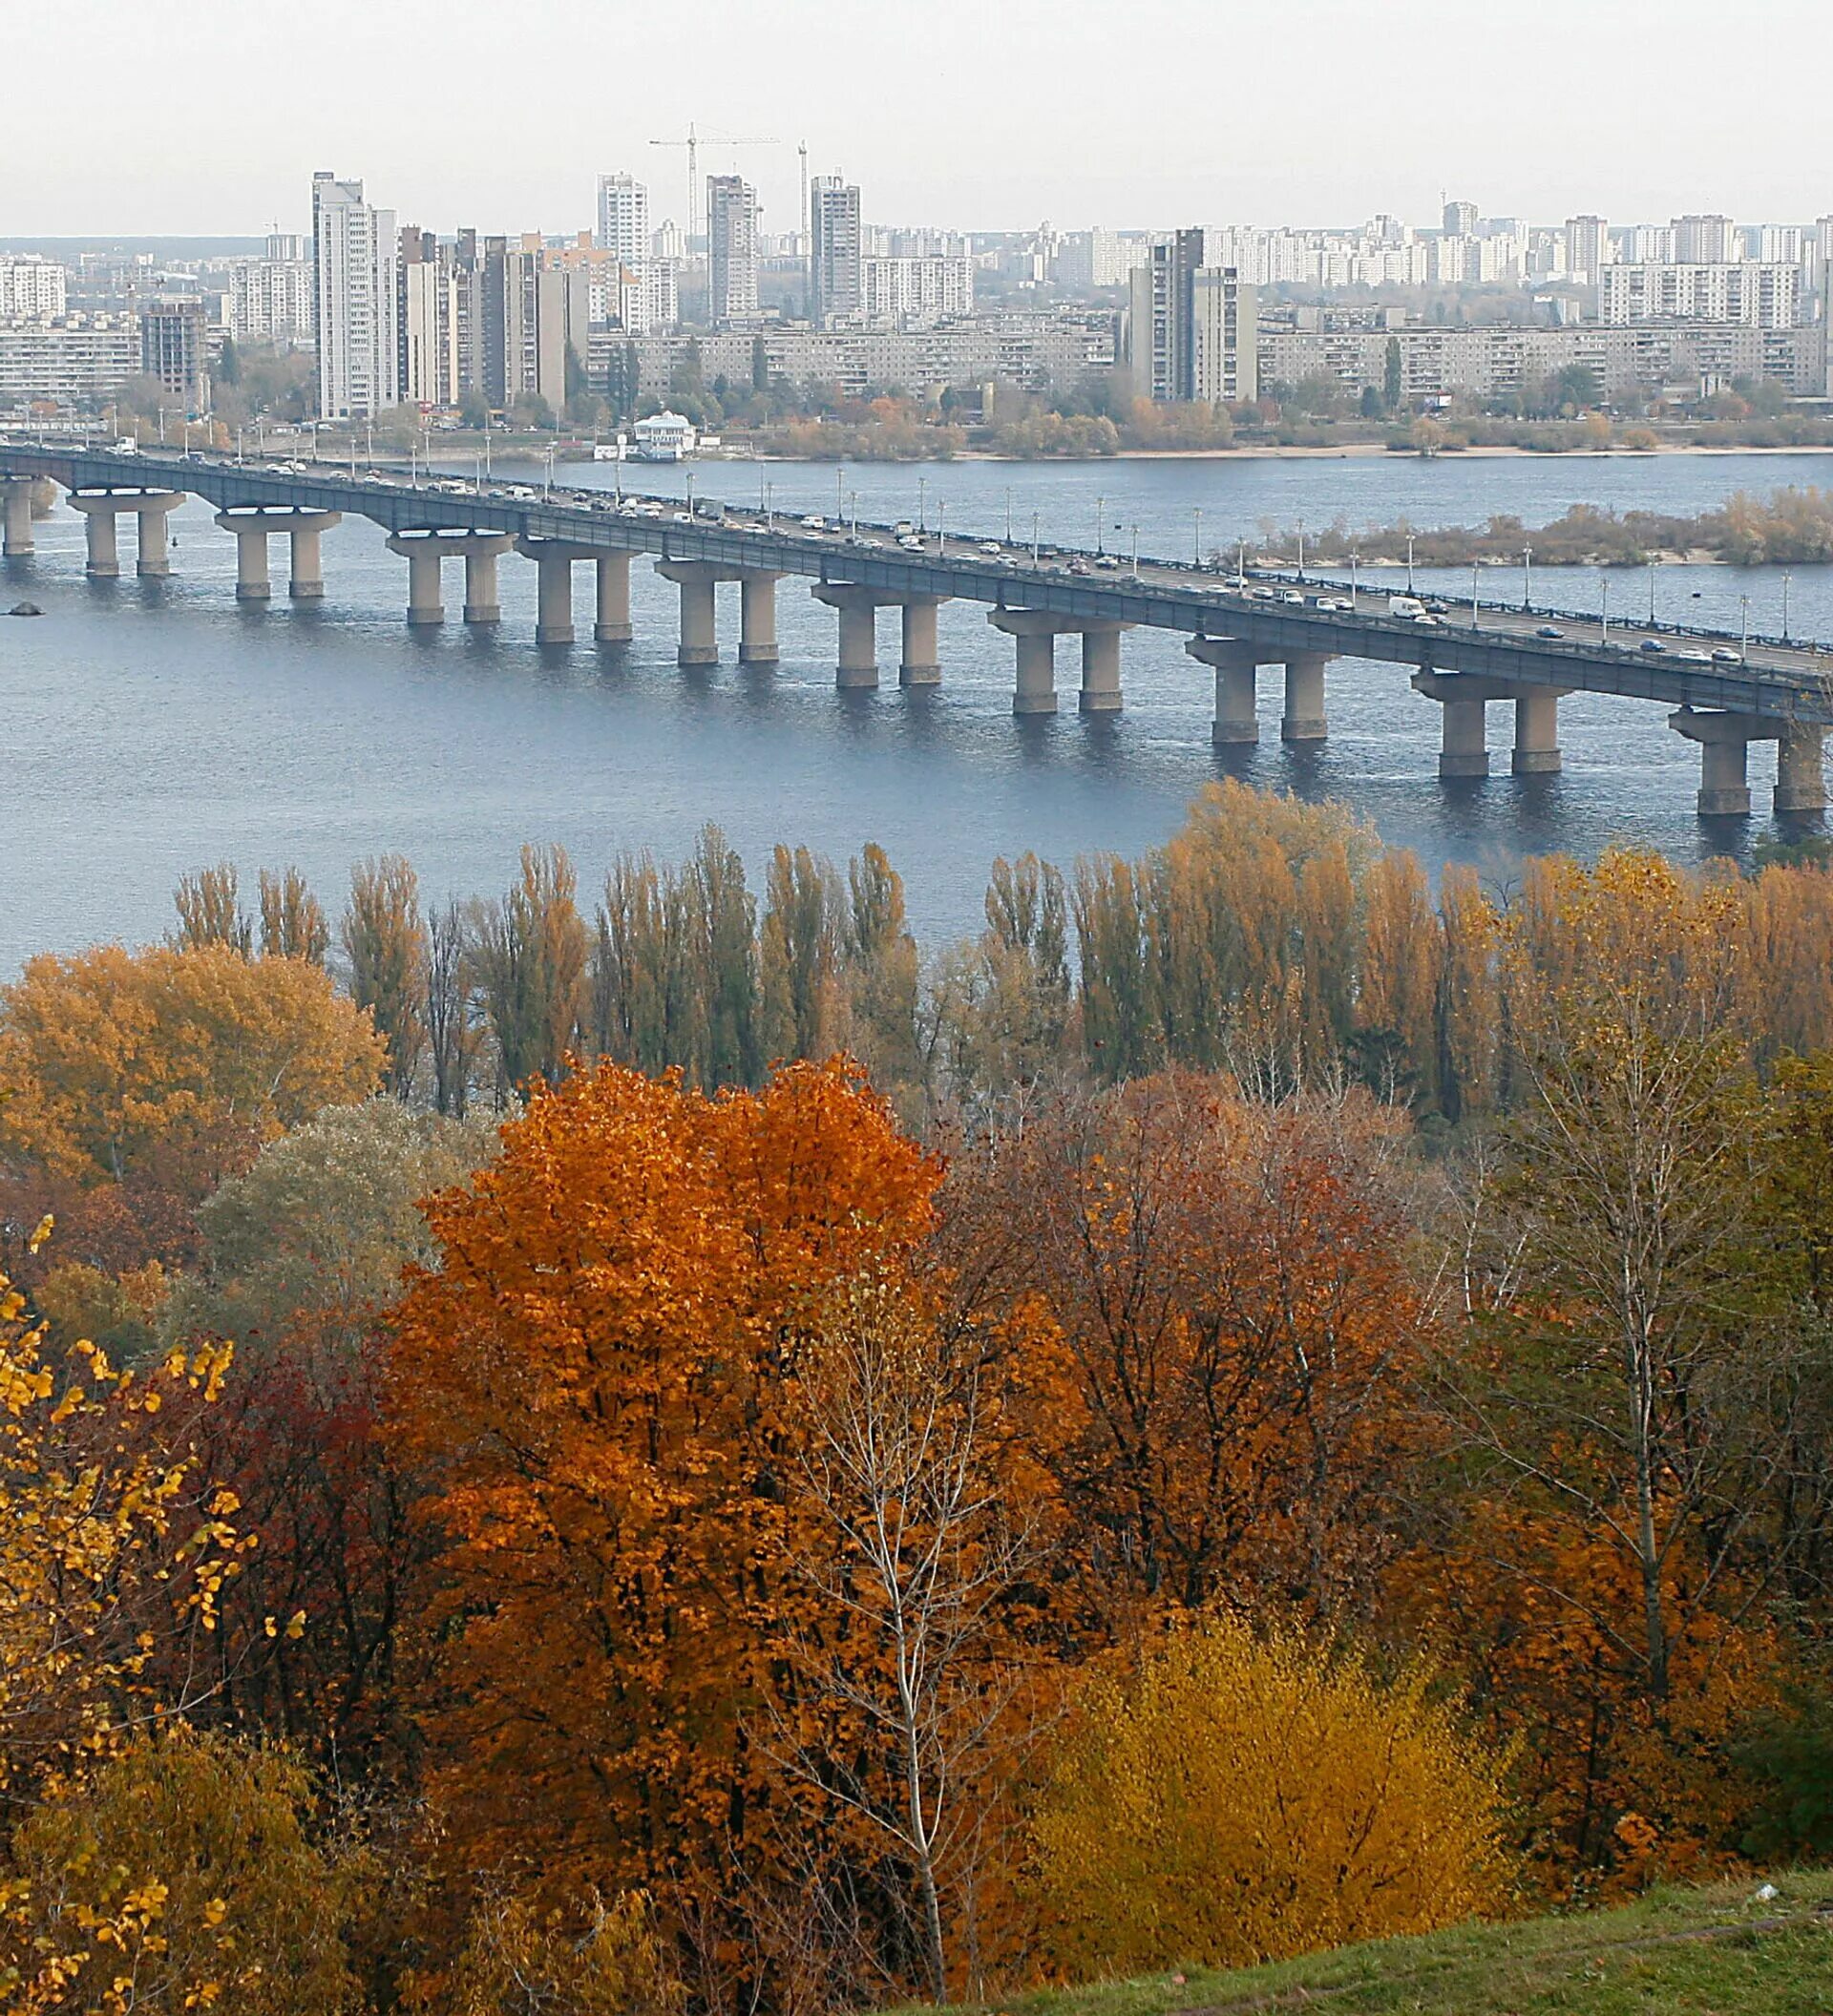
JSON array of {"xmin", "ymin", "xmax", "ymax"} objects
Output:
[{"xmin": 649, "ymin": 124, "xmax": 779, "ymax": 239}]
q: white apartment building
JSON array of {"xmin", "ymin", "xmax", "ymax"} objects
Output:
[
  {"xmin": 1599, "ymin": 262, "xmax": 1802, "ymax": 329},
  {"xmin": 311, "ymin": 171, "xmax": 400, "ymax": 420},
  {"xmin": 0, "ymin": 315, "xmax": 137, "ymax": 411},
  {"xmin": 858, "ymin": 255, "xmax": 974, "ymax": 326},
  {"xmin": 0, "ymin": 257, "xmax": 68, "ymax": 319},
  {"xmin": 228, "ymin": 250, "xmax": 313, "ymax": 346},
  {"xmin": 596, "ymin": 174, "xmax": 651, "ymax": 331},
  {"xmin": 1673, "ymin": 214, "xmax": 1738, "ymax": 263}
]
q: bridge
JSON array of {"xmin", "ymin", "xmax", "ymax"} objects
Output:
[{"xmin": 4, "ymin": 441, "xmax": 1830, "ymax": 819}]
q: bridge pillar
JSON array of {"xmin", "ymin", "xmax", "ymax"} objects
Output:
[
  {"xmin": 1776, "ymin": 726, "xmax": 1828, "ymax": 815},
  {"xmin": 988, "ymin": 609, "xmax": 1074, "ymax": 716},
  {"xmin": 739, "ymin": 571, "xmax": 781, "ymax": 664},
  {"xmin": 131, "ymin": 495, "xmax": 180, "ymax": 578},
  {"xmin": 899, "ymin": 597, "xmax": 946, "ymax": 686},
  {"xmin": 658, "ymin": 559, "xmax": 724, "ymax": 666},
  {"xmin": 1, "ymin": 480, "xmax": 33, "ymax": 556},
  {"xmin": 1669, "ymin": 709, "xmax": 1763, "ymax": 817},
  {"xmin": 215, "ymin": 514, "xmax": 273, "ymax": 601},
  {"xmin": 1512, "ymin": 685, "xmax": 1568, "ymax": 775},
  {"xmin": 596, "ymin": 553, "xmax": 633, "ymax": 642},
  {"xmin": 68, "ymin": 496, "xmax": 124, "ymax": 578},
  {"xmin": 287, "ymin": 512, "xmax": 340, "ymax": 599},
  {"xmin": 1186, "ymin": 638, "xmax": 1263, "ymax": 746},
  {"xmin": 461, "ymin": 536, "xmax": 514, "ymax": 624},
  {"xmin": 1079, "ymin": 624, "xmax": 1131, "ymax": 713},
  {"xmin": 811, "ymin": 584, "xmax": 887, "ymax": 688},
  {"xmin": 1282, "ymin": 652, "xmax": 1330, "ymax": 744},
  {"xmin": 535, "ymin": 551, "xmax": 576, "ymax": 643},
  {"xmin": 386, "ymin": 535, "xmax": 446, "ymax": 626}
]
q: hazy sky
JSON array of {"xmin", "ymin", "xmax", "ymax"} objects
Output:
[{"xmin": 7, "ymin": 0, "xmax": 1829, "ymax": 239}]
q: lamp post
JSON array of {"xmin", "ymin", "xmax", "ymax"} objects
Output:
[
  {"xmin": 1349, "ymin": 551, "xmax": 1359, "ymax": 605},
  {"xmin": 1599, "ymin": 570, "xmax": 1610, "ymax": 643},
  {"xmin": 1095, "ymin": 493, "xmax": 1105, "ymax": 556},
  {"xmin": 1236, "ymin": 536, "xmax": 1247, "ymax": 592},
  {"xmin": 764, "ymin": 479, "xmax": 773, "ymax": 531},
  {"xmin": 1741, "ymin": 593, "xmax": 1751, "ymax": 663},
  {"xmin": 1648, "ymin": 556, "xmax": 1657, "ymax": 626},
  {"xmin": 1405, "ymin": 532, "xmax": 1416, "ymax": 593},
  {"xmin": 1471, "ymin": 558, "xmax": 1481, "ymax": 630},
  {"xmin": 917, "ymin": 474, "xmax": 927, "ymax": 533},
  {"xmin": 1296, "ymin": 518, "xmax": 1306, "ymax": 583},
  {"xmin": 834, "ymin": 466, "xmax": 844, "ymax": 521},
  {"xmin": 1130, "ymin": 523, "xmax": 1139, "ymax": 579},
  {"xmin": 1032, "ymin": 510, "xmax": 1041, "ymax": 568},
  {"xmin": 1782, "ymin": 570, "xmax": 1792, "ymax": 642},
  {"xmin": 685, "ymin": 471, "xmax": 695, "ymax": 516},
  {"xmin": 1193, "ymin": 507, "xmax": 1203, "ymax": 568},
  {"xmin": 1004, "ymin": 486, "xmax": 1014, "ymax": 542},
  {"xmin": 937, "ymin": 501, "xmax": 946, "ymax": 558},
  {"xmin": 1523, "ymin": 543, "xmax": 1532, "ymax": 611}
]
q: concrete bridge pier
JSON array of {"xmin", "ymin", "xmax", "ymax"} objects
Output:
[
  {"xmin": 596, "ymin": 553, "xmax": 633, "ymax": 642},
  {"xmin": 658, "ymin": 559, "xmax": 727, "ymax": 665},
  {"xmin": 1186, "ymin": 638, "xmax": 1265, "ymax": 746},
  {"xmin": 1, "ymin": 479, "xmax": 33, "ymax": 556},
  {"xmin": 130, "ymin": 495, "xmax": 181, "ymax": 578},
  {"xmin": 739, "ymin": 571, "xmax": 782, "ymax": 664},
  {"xmin": 1411, "ymin": 672, "xmax": 1493, "ymax": 778},
  {"xmin": 989, "ymin": 609, "xmax": 1075, "ymax": 716},
  {"xmin": 1282, "ymin": 652, "xmax": 1331, "ymax": 744},
  {"xmin": 899, "ymin": 597, "xmax": 947, "ymax": 685},
  {"xmin": 450, "ymin": 534, "xmax": 511, "ymax": 624},
  {"xmin": 812, "ymin": 584, "xmax": 887, "ymax": 688},
  {"xmin": 1079, "ymin": 623, "xmax": 1132, "ymax": 713},
  {"xmin": 215, "ymin": 513, "xmax": 275, "ymax": 601},
  {"xmin": 284, "ymin": 512, "xmax": 341, "ymax": 598},
  {"xmin": 1512, "ymin": 685, "xmax": 1569, "ymax": 775},
  {"xmin": 1669, "ymin": 709, "xmax": 1766, "ymax": 817},
  {"xmin": 386, "ymin": 535, "xmax": 446, "ymax": 626},
  {"xmin": 1775, "ymin": 725, "xmax": 1828, "ymax": 815}
]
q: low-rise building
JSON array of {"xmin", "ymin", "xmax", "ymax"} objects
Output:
[{"xmin": 0, "ymin": 315, "xmax": 139, "ymax": 412}]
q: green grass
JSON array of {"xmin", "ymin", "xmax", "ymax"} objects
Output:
[{"xmin": 918, "ymin": 1870, "xmax": 1833, "ymax": 2015}]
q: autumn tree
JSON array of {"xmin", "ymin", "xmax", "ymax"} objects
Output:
[
  {"xmin": 5, "ymin": 1730, "xmax": 361, "ymax": 2016},
  {"xmin": 758, "ymin": 846, "xmax": 848, "ymax": 1063},
  {"xmin": 938, "ymin": 1073, "xmax": 1428, "ymax": 1629},
  {"xmin": 426, "ymin": 900, "xmax": 482, "ymax": 1116},
  {"xmin": 343, "ymin": 854, "xmax": 429, "ymax": 1097},
  {"xmin": 844, "ymin": 844, "xmax": 920, "ymax": 1093},
  {"xmin": 172, "ymin": 863, "xmax": 252, "ymax": 956},
  {"xmin": 469, "ymin": 846, "xmax": 588, "ymax": 1095},
  {"xmin": 0, "ymin": 944, "xmax": 385, "ymax": 1190},
  {"xmin": 387, "ymin": 1060, "xmax": 939, "ymax": 1907},
  {"xmin": 772, "ymin": 1269, "xmax": 1039, "ymax": 2001},
  {"xmin": 161, "ymin": 1100, "xmax": 498, "ymax": 1771},
  {"xmin": 259, "ymin": 866, "xmax": 330, "ymax": 965},
  {"xmin": 1030, "ymin": 1612, "xmax": 1514, "ymax": 1974}
]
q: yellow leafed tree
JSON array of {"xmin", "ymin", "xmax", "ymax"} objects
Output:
[{"xmin": 1030, "ymin": 1611, "xmax": 1514, "ymax": 1976}]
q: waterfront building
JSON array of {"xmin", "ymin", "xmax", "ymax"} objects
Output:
[
  {"xmin": 311, "ymin": 171, "xmax": 399, "ymax": 420},
  {"xmin": 0, "ymin": 315, "xmax": 137, "ymax": 413},
  {"xmin": 596, "ymin": 174, "xmax": 651, "ymax": 331},
  {"xmin": 1598, "ymin": 262, "xmax": 1803, "ymax": 329},
  {"xmin": 138, "ymin": 297, "xmax": 210, "ymax": 409},
  {"xmin": 1125, "ymin": 232, "xmax": 1257, "ymax": 404}
]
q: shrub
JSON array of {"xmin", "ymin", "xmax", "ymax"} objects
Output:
[{"xmin": 1030, "ymin": 1612, "xmax": 1515, "ymax": 1975}]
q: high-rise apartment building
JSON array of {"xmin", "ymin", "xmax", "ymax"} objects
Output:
[
  {"xmin": 1443, "ymin": 199, "xmax": 1479, "ymax": 237},
  {"xmin": 1674, "ymin": 213, "xmax": 1737, "ymax": 263},
  {"xmin": 596, "ymin": 173, "xmax": 651, "ymax": 332},
  {"xmin": 138, "ymin": 297, "xmax": 210, "ymax": 409},
  {"xmin": 1563, "ymin": 215, "xmax": 1610, "ymax": 283},
  {"xmin": 810, "ymin": 175, "xmax": 863, "ymax": 322},
  {"xmin": 706, "ymin": 174, "xmax": 759, "ymax": 327},
  {"xmin": 311, "ymin": 171, "xmax": 399, "ymax": 420},
  {"xmin": 1126, "ymin": 230, "xmax": 1257, "ymax": 404}
]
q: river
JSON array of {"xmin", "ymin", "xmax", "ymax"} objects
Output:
[{"xmin": 3, "ymin": 449, "xmax": 1831, "ymax": 975}]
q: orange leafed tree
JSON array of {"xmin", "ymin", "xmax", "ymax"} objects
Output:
[
  {"xmin": 387, "ymin": 1059, "xmax": 940, "ymax": 1902},
  {"xmin": 0, "ymin": 943, "xmax": 385, "ymax": 1188}
]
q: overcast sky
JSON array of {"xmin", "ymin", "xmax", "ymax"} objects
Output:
[{"xmin": 7, "ymin": 0, "xmax": 1828, "ymax": 240}]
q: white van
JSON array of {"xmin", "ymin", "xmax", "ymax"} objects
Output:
[{"xmin": 1388, "ymin": 595, "xmax": 1427, "ymax": 618}]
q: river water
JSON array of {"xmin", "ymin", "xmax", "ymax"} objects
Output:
[{"xmin": 4, "ymin": 449, "xmax": 1832, "ymax": 975}]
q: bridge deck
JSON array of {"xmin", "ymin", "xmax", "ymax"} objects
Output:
[{"xmin": 5, "ymin": 442, "xmax": 1832, "ymax": 728}]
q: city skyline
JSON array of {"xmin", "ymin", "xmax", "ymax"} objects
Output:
[{"xmin": 8, "ymin": 0, "xmax": 1832, "ymax": 237}]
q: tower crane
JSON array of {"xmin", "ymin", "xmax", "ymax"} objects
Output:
[{"xmin": 649, "ymin": 124, "xmax": 780, "ymax": 240}]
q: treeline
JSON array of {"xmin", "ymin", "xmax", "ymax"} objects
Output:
[
  {"xmin": 107, "ymin": 783, "xmax": 1833, "ymax": 1142},
  {"xmin": 1281, "ymin": 485, "xmax": 1833, "ymax": 569}
]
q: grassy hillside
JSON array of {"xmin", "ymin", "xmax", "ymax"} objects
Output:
[{"xmin": 933, "ymin": 1872, "xmax": 1833, "ymax": 2015}]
